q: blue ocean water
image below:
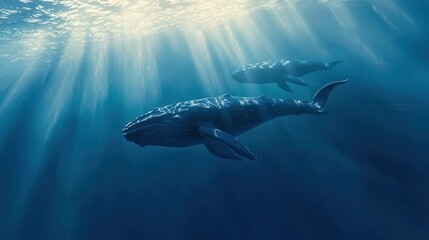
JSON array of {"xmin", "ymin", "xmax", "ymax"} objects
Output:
[{"xmin": 0, "ymin": 0, "xmax": 428, "ymax": 239}]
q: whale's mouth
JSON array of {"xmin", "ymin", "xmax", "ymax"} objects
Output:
[
  {"xmin": 122, "ymin": 122, "xmax": 167, "ymax": 142},
  {"xmin": 122, "ymin": 122, "xmax": 141, "ymax": 135},
  {"xmin": 231, "ymin": 71, "xmax": 246, "ymax": 83},
  {"xmin": 231, "ymin": 70, "xmax": 240, "ymax": 79},
  {"xmin": 122, "ymin": 125, "xmax": 142, "ymax": 142},
  {"xmin": 122, "ymin": 121, "xmax": 150, "ymax": 141}
]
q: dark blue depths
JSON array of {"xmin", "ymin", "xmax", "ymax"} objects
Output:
[{"xmin": 0, "ymin": 1, "xmax": 429, "ymax": 240}]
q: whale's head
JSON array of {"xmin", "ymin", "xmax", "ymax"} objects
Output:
[
  {"xmin": 231, "ymin": 69, "xmax": 246, "ymax": 83},
  {"xmin": 122, "ymin": 108, "xmax": 177, "ymax": 147}
]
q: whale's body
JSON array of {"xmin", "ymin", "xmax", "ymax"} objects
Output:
[
  {"xmin": 123, "ymin": 80, "xmax": 347, "ymax": 160},
  {"xmin": 231, "ymin": 59, "xmax": 343, "ymax": 92}
]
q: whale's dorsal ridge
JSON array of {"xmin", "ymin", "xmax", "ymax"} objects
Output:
[{"xmin": 221, "ymin": 93, "xmax": 232, "ymax": 98}]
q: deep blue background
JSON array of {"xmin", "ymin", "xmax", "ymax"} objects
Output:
[{"xmin": 0, "ymin": 1, "xmax": 428, "ymax": 239}]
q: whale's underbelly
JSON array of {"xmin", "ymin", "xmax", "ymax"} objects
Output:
[
  {"xmin": 153, "ymin": 113, "xmax": 263, "ymax": 147},
  {"xmin": 235, "ymin": 68, "xmax": 283, "ymax": 83}
]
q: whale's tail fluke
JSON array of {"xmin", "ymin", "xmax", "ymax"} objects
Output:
[
  {"xmin": 325, "ymin": 60, "xmax": 344, "ymax": 70},
  {"xmin": 310, "ymin": 79, "xmax": 348, "ymax": 113}
]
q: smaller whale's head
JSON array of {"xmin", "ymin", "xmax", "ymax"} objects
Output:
[
  {"xmin": 231, "ymin": 70, "xmax": 246, "ymax": 83},
  {"xmin": 122, "ymin": 109, "xmax": 177, "ymax": 147}
]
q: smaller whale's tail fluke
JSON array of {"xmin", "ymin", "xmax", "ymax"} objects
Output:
[
  {"xmin": 325, "ymin": 60, "xmax": 344, "ymax": 70},
  {"xmin": 310, "ymin": 79, "xmax": 348, "ymax": 113}
]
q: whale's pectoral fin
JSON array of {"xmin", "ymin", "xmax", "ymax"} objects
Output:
[
  {"xmin": 276, "ymin": 81, "xmax": 293, "ymax": 92},
  {"xmin": 204, "ymin": 142, "xmax": 242, "ymax": 161},
  {"xmin": 325, "ymin": 60, "xmax": 343, "ymax": 70},
  {"xmin": 199, "ymin": 123, "xmax": 257, "ymax": 160},
  {"xmin": 284, "ymin": 75, "xmax": 308, "ymax": 86}
]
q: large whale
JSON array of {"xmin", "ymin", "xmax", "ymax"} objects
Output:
[
  {"xmin": 123, "ymin": 80, "xmax": 347, "ymax": 161},
  {"xmin": 231, "ymin": 59, "xmax": 343, "ymax": 92}
]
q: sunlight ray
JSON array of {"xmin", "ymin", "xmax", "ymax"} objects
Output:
[
  {"xmin": 2, "ymin": 33, "xmax": 87, "ymax": 239},
  {"xmin": 36, "ymin": 32, "xmax": 85, "ymax": 144},
  {"xmin": 368, "ymin": 0, "xmax": 418, "ymax": 32},
  {"xmin": 328, "ymin": 3, "xmax": 357, "ymax": 30},
  {"xmin": 78, "ymin": 40, "xmax": 109, "ymax": 123},
  {"xmin": 184, "ymin": 29, "xmax": 225, "ymax": 95},
  {"xmin": 114, "ymin": 37, "xmax": 160, "ymax": 112},
  {"xmin": 0, "ymin": 30, "xmax": 49, "ymax": 148}
]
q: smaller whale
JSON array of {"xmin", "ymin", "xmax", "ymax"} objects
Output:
[
  {"xmin": 231, "ymin": 59, "xmax": 343, "ymax": 92},
  {"xmin": 123, "ymin": 80, "xmax": 348, "ymax": 161}
]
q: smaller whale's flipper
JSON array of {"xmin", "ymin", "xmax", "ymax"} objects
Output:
[
  {"xmin": 324, "ymin": 60, "xmax": 344, "ymax": 70},
  {"xmin": 284, "ymin": 75, "xmax": 308, "ymax": 86},
  {"xmin": 276, "ymin": 81, "xmax": 293, "ymax": 92},
  {"xmin": 310, "ymin": 79, "xmax": 348, "ymax": 112},
  {"xmin": 199, "ymin": 123, "xmax": 257, "ymax": 160},
  {"xmin": 205, "ymin": 142, "xmax": 242, "ymax": 161}
]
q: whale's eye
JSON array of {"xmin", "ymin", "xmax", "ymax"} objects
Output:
[{"xmin": 172, "ymin": 115, "xmax": 182, "ymax": 122}]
